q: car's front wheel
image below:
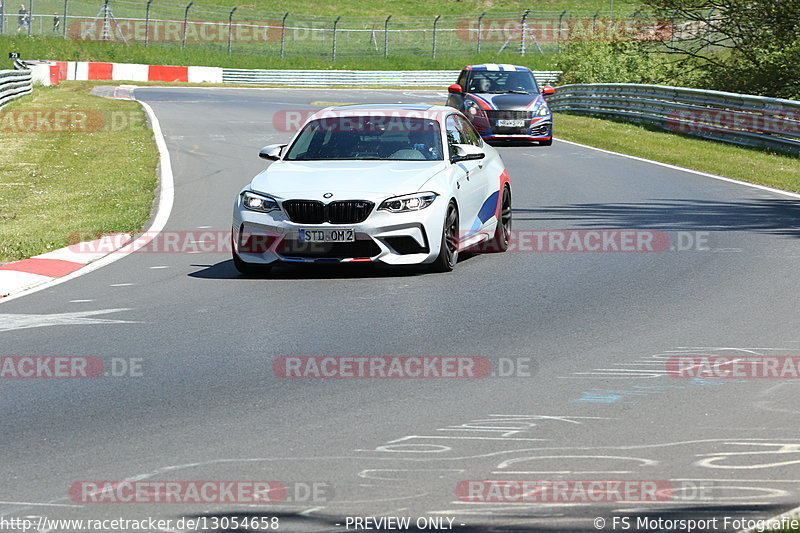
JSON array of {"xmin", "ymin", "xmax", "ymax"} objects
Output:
[
  {"xmin": 488, "ymin": 186, "xmax": 512, "ymax": 252},
  {"xmin": 231, "ymin": 235, "xmax": 273, "ymax": 276},
  {"xmin": 430, "ymin": 201, "xmax": 459, "ymax": 272}
]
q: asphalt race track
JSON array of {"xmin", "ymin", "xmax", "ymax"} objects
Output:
[{"xmin": 2, "ymin": 87, "xmax": 800, "ymax": 533}]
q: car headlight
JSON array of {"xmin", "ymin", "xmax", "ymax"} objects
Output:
[
  {"xmin": 535, "ymin": 103, "xmax": 550, "ymax": 116},
  {"xmin": 378, "ymin": 192, "xmax": 438, "ymax": 213},
  {"xmin": 241, "ymin": 191, "xmax": 279, "ymax": 213},
  {"xmin": 464, "ymin": 100, "xmax": 484, "ymax": 116}
]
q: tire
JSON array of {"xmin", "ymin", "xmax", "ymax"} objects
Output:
[
  {"xmin": 231, "ymin": 234, "xmax": 273, "ymax": 276},
  {"xmin": 232, "ymin": 251, "xmax": 273, "ymax": 275},
  {"xmin": 429, "ymin": 201, "xmax": 459, "ymax": 273},
  {"xmin": 487, "ymin": 186, "xmax": 512, "ymax": 252}
]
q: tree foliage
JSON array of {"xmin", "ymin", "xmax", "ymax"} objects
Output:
[{"xmin": 642, "ymin": 0, "xmax": 800, "ymax": 98}]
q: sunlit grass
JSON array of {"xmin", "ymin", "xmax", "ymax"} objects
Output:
[
  {"xmin": 555, "ymin": 112, "xmax": 800, "ymax": 193},
  {"xmin": 0, "ymin": 82, "xmax": 158, "ymax": 262}
]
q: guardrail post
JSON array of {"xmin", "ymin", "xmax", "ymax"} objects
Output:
[
  {"xmin": 520, "ymin": 9, "xmax": 530, "ymax": 56},
  {"xmin": 557, "ymin": 10, "xmax": 566, "ymax": 52},
  {"xmin": 432, "ymin": 14, "xmax": 441, "ymax": 59},
  {"xmin": 332, "ymin": 16, "xmax": 341, "ymax": 61},
  {"xmin": 476, "ymin": 12, "xmax": 486, "ymax": 54},
  {"xmin": 227, "ymin": 6, "xmax": 237, "ymax": 53},
  {"xmin": 0, "ymin": 1, "xmax": 5, "ymax": 35},
  {"xmin": 28, "ymin": 0, "xmax": 33, "ymax": 36},
  {"xmin": 383, "ymin": 15, "xmax": 391, "ymax": 58},
  {"xmin": 62, "ymin": 0, "xmax": 67, "ymax": 37},
  {"xmin": 144, "ymin": 0, "xmax": 153, "ymax": 46},
  {"xmin": 181, "ymin": 1, "xmax": 193, "ymax": 50},
  {"xmin": 279, "ymin": 12, "xmax": 288, "ymax": 59},
  {"xmin": 592, "ymin": 11, "xmax": 598, "ymax": 35}
]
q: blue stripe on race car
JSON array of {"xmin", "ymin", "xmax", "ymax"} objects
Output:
[
  {"xmin": 478, "ymin": 191, "xmax": 500, "ymax": 223},
  {"xmin": 466, "ymin": 191, "xmax": 500, "ymax": 236}
]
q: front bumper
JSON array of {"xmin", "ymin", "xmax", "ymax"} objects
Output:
[
  {"xmin": 474, "ymin": 114, "xmax": 552, "ymax": 141},
  {"xmin": 232, "ymin": 201, "xmax": 446, "ymax": 266}
]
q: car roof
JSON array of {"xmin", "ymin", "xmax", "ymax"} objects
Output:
[
  {"xmin": 308, "ymin": 104, "xmax": 456, "ymax": 121},
  {"xmin": 464, "ymin": 64, "xmax": 531, "ymax": 72}
]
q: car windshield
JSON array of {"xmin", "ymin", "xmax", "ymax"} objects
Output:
[
  {"xmin": 284, "ymin": 116, "xmax": 444, "ymax": 161},
  {"xmin": 467, "ymin": 70, "xmax": 540, "ymax": 94}
]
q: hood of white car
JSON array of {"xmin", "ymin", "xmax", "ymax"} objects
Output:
[{"xmin": 249, "ymin": 160, "xmax": 447, "ymax": 201}]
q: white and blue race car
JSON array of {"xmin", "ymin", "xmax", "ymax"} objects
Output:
[
  {"xmin": 232, "ymin": 105, "xmax": 512, "ymax": 274},
  {"xmin": 446, "ymin": 63, "xmax": 555, "ymax": 145}
]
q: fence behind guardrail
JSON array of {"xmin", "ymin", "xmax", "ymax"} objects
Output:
[
  {"xmin": 221, "ymin": 69, "xmax": 562, "ymax": 87},
  {"xmin": 0, "ymin": 69, "xmax": 33, "ymax": 109},
  {"xmin": 548, "ymin": 83, "xmax": 800, "ymax": 154},
  {"xmin": 1, "ymin": 0, "xmax": 679, "ymax": 59}
]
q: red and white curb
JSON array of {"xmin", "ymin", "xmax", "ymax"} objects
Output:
[
  {"xmin": 0, "ymin": 236, "xmax": 131, "ymax": 298},
  {"xmin": 27, "ymin": 60, "xmax": 222, "ymax": 86},
  {"xmin": 0, "ymin": 97, "xmax": 174, "ymax": 304}
]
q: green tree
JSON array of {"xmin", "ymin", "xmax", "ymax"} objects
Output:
[{"xmin": 642, "ymin": 0, "xmax": 800, "ymax": 98}]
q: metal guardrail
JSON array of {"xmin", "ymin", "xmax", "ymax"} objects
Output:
[
  {"xmin": 0, "ymin": 69, "xmax": 33, "ymax": 109},
  {"xmin": 221, "ymin": 69, "xmax": 562, "ymax": 87},
  {"xmin": 548, "ymin": 83, "xmax": 800, "ymax": 153}
]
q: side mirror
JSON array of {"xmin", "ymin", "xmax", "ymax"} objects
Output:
[
  {"xmin": 541, "ymin": 85, "xmax": 556, "ymax": 95},
  {"xmin": 259, "ymin": 144, "xmax": 286, "ymax": 161},
  {"xmin": 450, "ymin": 144, "xmax": 486, "ymax": 163},
  {"xmin": 448, "ymin": 84, "xmax": 463, "ymax": 94}
]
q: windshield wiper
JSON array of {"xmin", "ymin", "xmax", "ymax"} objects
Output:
[{"xmin": 503, "ymin": 90, "xmax": 532, "ymax": 94}]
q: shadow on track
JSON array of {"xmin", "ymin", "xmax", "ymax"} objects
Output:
[
  {"xmin": 180, "ymin": 503, "xmax": 793, "ymax": 532},
  {"xmin": 187, "ymin": 255, "xmax": 479, "ymax": 280},
  {"xmin": 515, "ymin": 198, "xmax": 800, "ymax": 237}
]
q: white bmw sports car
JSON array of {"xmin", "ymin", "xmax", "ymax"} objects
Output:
[{"xmin": 231, "ymin": 104, "xmax": 512, "ymax": 273}]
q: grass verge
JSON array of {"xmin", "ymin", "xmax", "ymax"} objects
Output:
[
  {"xmin": 1, "ymin": 35, "xmax": 560, "ymax": 71},
  {"xmin": 554, "ymin": 112, "xmax": 800, "ymax": 193},
  {"xmin": 0, "ymin": 83, "xmax": 159, "ymax": 263}
]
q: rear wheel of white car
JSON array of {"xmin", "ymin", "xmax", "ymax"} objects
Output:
[
  {"xmin": 488, "ymin": 186, "xmax": 512, "ymax": 252},
  {"xmin": 430, "ymin": 201, "xmax": 459, "ymax": 272}
]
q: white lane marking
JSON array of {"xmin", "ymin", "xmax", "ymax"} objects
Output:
[
  {"xmin": 0, "ymin": 98, "xmax": 175, "ymax": 304},
  {"xmin": 554, "ymin": 138, "xmax": 800, "ymax": 200},
  {"xmin": 0, "ymin": 501, "xmax": 81, "ymax": 508},
  {"xmin": 298, "ymin": 507, "xmax": 325, "ymax": 516},
  {"xmin": 110, "ymin": 283, "xmax": 135, "ymax": 287},
  {"xmin": 0, "ymin": 309, "xmax": 136, "ymax": 332},
  {"xmin": 149, "ymin": 266, "xmax": 169, "ymax": 269},
  {"xmin": 196, "ymin": 225, "xmax": 213, "ymax": 229},
  {"xmin": 69, "ymin": 299, "xmax": 94, "ymax": 303}
]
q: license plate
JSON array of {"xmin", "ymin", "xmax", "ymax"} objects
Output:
[
  {"xmin": 496, "ymin": 119, "xmax": 526, "ymax": 127},
  {"xmin": 299, "ymin": 229, "xmax": 355, "ymax": 243}
]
